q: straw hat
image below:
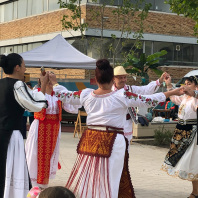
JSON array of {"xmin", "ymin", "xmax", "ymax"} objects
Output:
[{"xmin": 114, "ymin": 66, "xmax": 127, "ymax": 76}]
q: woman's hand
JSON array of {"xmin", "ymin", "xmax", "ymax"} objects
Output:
[
  {"xmin": 40, "ymin": 72, "xmax": 49, "ymax": 86},
  {"xmin": 164, "ymin": 87, "xmax": 184, "ymax": 98},
  {"xmin": 172, "ymin": 87, "xmax": 185, "ymax": 96},
  {"xmin": 182, "ymin": 86, "xmax": 195, "ymax": 97},
  {"xmin": 40, "ymin": 72, "xmax": 49, "ymax": 94},
  {"xmin": 164, "ymin": 74, "xmax": 172, "ymax": 88},
  {"xmin": 159, "ymin": 72, "xmax": 169, "ymax": 84},
  {"xmin": 49, "ymin": 72, "xmax": 58, "ymax": 85}
]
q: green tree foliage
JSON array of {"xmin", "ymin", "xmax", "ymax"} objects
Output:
[
  {"xmin": 166, "ymin": 0, "xmax": 198, "ymax": 35},
  {"xmin": 109, "ymin": 0, "xmax": 151, "ymax": 66},
  {"xmin": 58, "ymin": 0, "xmax": 88, "ymax": 38},
  {"xmin": 58, "ymin": 0, "xmax": 151, "ymax": 63},
  {"xmin": 123, "ymin": 50, "xmax": 167, "ymax": 84}
]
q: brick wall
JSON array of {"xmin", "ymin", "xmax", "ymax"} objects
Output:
[
  {"xmin": 1, "ymin": 66, "xmax": 195, "ymax": 87},
  {"xmin": 0, "ymin": 7, "xmax": 86, "ymax": 40},
  {"xmin": 2, "ymin": 67, "xmax": 86, "ymax": 80},
  {"xmin": 0, "ymin": 5, "xmax": 195, "ymax": 41},
  {"xmin": 86, "ymin": 5, "xmax": 195, "ymax": 37},
  {"xmin": 148, "ymin": 66, "xmax": 196, "ymax": 83}
]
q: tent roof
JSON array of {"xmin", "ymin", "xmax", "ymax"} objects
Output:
[{"xmin": 20, "ymin": 34, "xmax": 96, "ymax": 69}]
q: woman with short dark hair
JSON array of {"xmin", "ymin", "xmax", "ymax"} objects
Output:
[
  {"xmin": 0, "ymin": 53, "xmax": 48, "ymax": 198},
  {"xmin": 49, "ymin": 58, "xmax": 183, "ymax": 198}
]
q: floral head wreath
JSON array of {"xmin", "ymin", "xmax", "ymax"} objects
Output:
[
  {"xmin": 27, "ymin": 186, "xmax": 41, "ymax": 198},
  {"xmin": 193, "ymin": 76, "xmax": 198, "ymax": 84}
]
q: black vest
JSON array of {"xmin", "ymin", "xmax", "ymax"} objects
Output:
[
  {"xmin": 0, "ymin": 78, "xmax": 24, "ymax": 131},
  {"xmin": 0, "ymin": 78, "xmax": 30, "ymax": 198}
]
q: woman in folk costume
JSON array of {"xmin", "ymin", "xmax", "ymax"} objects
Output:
[
  {"xmin": 49, "ymin": 59, "xmax": 183, "ymax": 198},
  {"xmin": 162, "ymin": 75, "xmax": 198, "ymax": 198},
  {"xmin": 0, "ymin": 53, "xmax": 48, "ymax": 198},
  {"xmin": 25, "ymin": 73, "xmax": 79, "ymax": 189}
]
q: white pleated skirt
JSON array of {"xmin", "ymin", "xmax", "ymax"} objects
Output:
[
  {"xmin": 66, "ymin": 134, "xmax": 126, "ymax": 198},
  {"xmin": 25, "ymin": 119, "xmax": 61, "ymax": 188},
  {"xmin": 4, "ymin": 130, "xmax": 29, "ymax": 198},
  {"xmin": 162, "ymin": 133, "xmax": 198, "ymax": 181}
]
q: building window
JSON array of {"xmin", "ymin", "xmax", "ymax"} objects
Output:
[
  {"xmin": 27, "ymin": 0, "xmax": 32, "ymax": 16},
  {"xmin": 18, "ymin": 0, "xmax": 27, "ymax": 19},
  {"xmin": 4, "ymin": 3, "xmax": 13, "ymax": 22},
  {"xmin": 0, "ymin": 0, "xmax": 62, "ymax": 23},
  {"xmin": 32, "ymin": 0, "xmax": 44, "ymax": 15},
  {"xmin": 48, "ymin": 0, "xmax": 59, "ymax": 11},
  {"xmin": 153, "ymin": 41, "xmax": 198, "ymax": 66}
]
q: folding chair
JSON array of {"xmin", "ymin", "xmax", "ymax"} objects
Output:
[{"xmin": 73, "ymin": 110, "xmax": 87, "ymax": 138}]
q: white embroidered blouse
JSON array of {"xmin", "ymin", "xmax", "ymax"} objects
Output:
[
  {"xmin": 170, "ymin": 95, "xmax": 198, "ymax": 120},
  {"xmin": 54, "ymin": 85, "xmax": 166, "ymax": 129},
  {"xmin": 32, "ymin": 88, "xmax": 80, "ymax": 115}
]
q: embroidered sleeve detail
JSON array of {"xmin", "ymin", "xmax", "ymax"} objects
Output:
[
  {"xmin": 73, "ymin": 90, "xmax": 82, "ymax": 98},
  {"xmin": 125, "ymin": 91, "xmax": 138, "ymax": 98},
  {"xmin": 55, "ymin": 90, "xmax": 82, "ymax": 100},
  {"xmin": 124, "ymin": 91, "xmax": 159, "ymax": 106},
  {"xmin": 156, "ymin": 79, "xmax": 161, "ymax": 86}
]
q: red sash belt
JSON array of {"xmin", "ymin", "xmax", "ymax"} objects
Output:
[{"xmin": 37, "ymin": 114, "xmax": 60, "ymax": 185}]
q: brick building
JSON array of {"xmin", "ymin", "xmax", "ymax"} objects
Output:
[{"xmin": 0, "ymin": 0, "xmax": 197, "ymax": 84}]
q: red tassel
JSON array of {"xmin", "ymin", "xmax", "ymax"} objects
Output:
[{"xmin": 58, "ymin": 162, "xmax": 61, "ymax": 170}]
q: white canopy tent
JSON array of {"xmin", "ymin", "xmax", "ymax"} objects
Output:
[{"xmin": 20, "ymin": 34, "xmax": 96, "ymax": 69}]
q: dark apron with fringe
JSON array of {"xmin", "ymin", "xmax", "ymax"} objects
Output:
[{"xmin": 164, "ymin": 117, "xmax": 197, "ymax": 167}]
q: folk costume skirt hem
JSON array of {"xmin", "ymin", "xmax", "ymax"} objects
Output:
[
  {"xmin": 66, "ymin": 128, "xmax": 135, "ymax": 198},
  {"xmin": 25, "ymin": 119, "xmax": 61, "ymax": 188},
  {"xmin": 162, "ymin": 131, "xmax": 198, "ymax": 181},
  {"xmin": 4, "ymin": 130, "xmax": 30, "ymax": 198}
]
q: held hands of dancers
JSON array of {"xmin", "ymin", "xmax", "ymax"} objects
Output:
[
  {"xmin": 161, "ymin": 73, "xmax": 197, "ymax": 98},
  {"xmin": 159, "ymin": 72, "xmax": 170, "ymax": 84},
  {"xmin": 163, "ymin": 73, "xmax": 172, "ymax": 89},
  {"xmin": 39, "ymin": 67, "xmax": 49, "ymax": 94},
  {"xmin": 39, "ymin": 67, "xmax": 49, "ymax": 86},
  {"xmin": 48, "ymin": 72, "xmax": 58, "ymax": 87},
  {"xmin": 182, "ymin": 86, "xmax": 198, "ymax": 98},
  {"xmin": 164, "ymin": 87, "xmax": 184, "ymax": 98}
]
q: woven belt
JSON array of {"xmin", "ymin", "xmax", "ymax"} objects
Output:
[
  {"xmin": 178, "ymin": 119, "xmax": 197, "ymax": 125},
  {"xmin": 88, "ymin": 125, "xmax": 124, "ymax": 133}
]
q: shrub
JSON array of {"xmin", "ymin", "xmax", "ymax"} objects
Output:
[{"xmin": 154, "ymin": 126, "xmax": 173, "ymax": 146}]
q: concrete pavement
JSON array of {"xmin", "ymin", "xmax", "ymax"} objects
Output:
[{"xmin": 49, "ymin": 132, "xmax": 191, "ymax": 198}]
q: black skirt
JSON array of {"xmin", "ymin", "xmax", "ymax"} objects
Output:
[{"xmin": 164, "ymin": 123, "xmax": 197, "ymax": 167}]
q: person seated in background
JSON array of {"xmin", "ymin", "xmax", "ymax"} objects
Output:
[
  {"xmin": 27, "ymin": 186, "xmax": 75, "ymax": 198},
  {"xmin": 165, "ymin": 98, "xmax": 178, "ymax": 120}
]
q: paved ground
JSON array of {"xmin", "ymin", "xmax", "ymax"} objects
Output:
[{"xmin": 49, "ymin": 132, "xmax": 192, "ymax": 198}]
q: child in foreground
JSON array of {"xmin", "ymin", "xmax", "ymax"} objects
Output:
[{"xmin": 27, "ymin": 186, "xmax": 75, "ymax": 198}]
